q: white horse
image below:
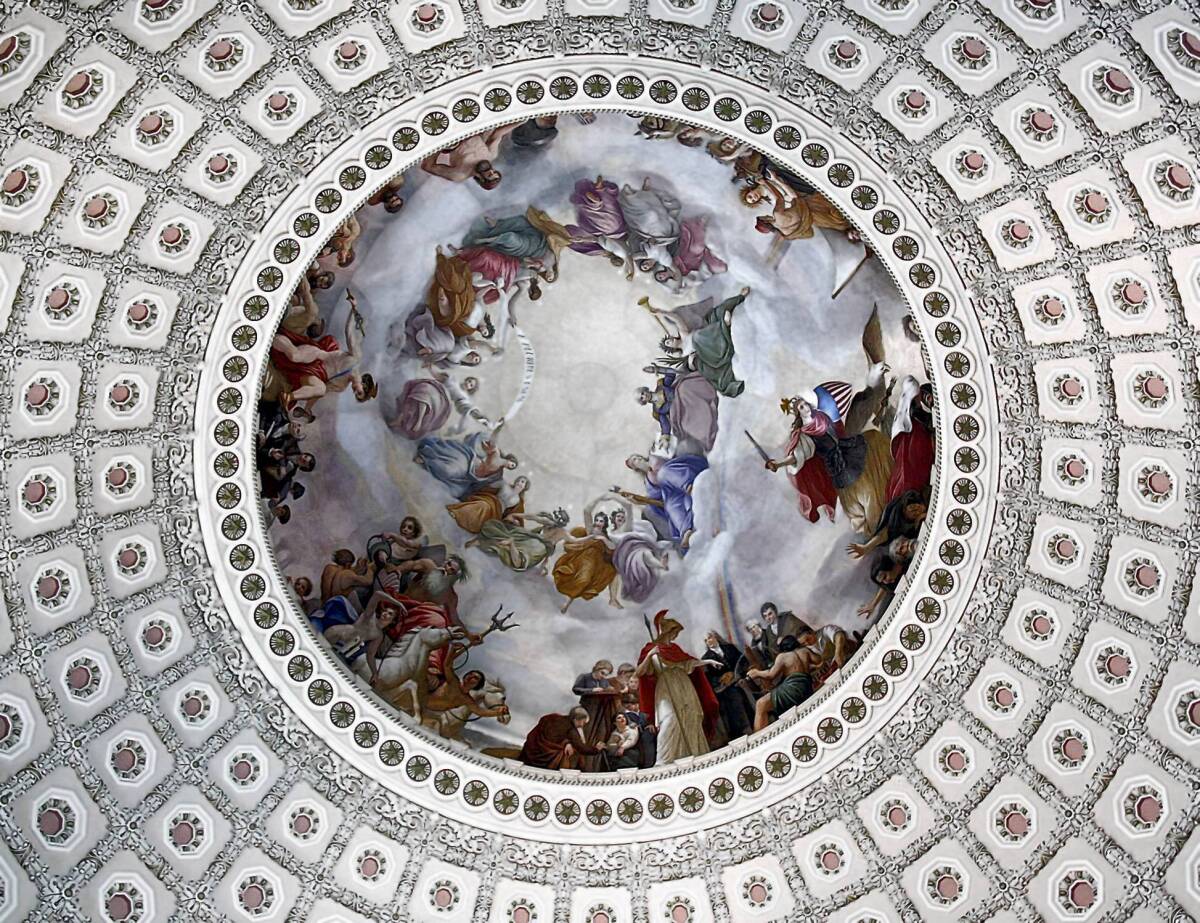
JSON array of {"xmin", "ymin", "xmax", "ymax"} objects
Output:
[{"xmin": 353, "ymin": 625, "xmax": 464, "ymax": 723}]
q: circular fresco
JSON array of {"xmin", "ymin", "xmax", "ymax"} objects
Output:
[{"xmin": 256, "ymin": 110, "xmax": 935, "ymax": 771}]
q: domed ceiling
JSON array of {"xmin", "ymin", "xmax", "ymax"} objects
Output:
[{"xmin": 1, "ymin": 0, "xmax": 1199, "ymax": 921}]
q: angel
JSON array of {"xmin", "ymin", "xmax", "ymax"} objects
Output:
[
  {"xmin": 761, "ymin": 305, "xmax": 895, "ymax": 536},
  {"xmin": 552, "ymin": 500, "xmax": 620, "ymax": 613},
  {"xmin": 264, "ymin": 290, "xmax": 378, "ymax": 422},
  {"xmin": 607, "ymin": 503, "xmax": 673, "ymax": 604}
]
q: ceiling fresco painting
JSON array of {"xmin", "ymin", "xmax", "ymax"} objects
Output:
[
  {"xmin": 262, "ymin": 111, "xmax": 931, "ymax": 768},
  {"xmin": 0, "ymin": 0, "xmax": 1199, "ymax": 921}
]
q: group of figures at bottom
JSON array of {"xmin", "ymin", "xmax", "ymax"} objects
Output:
[{"xmin": 511, "ymin": 605, "xmax": 858, "ymax": 771}]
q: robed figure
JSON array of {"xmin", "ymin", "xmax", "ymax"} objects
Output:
[{"xmin": 634, "ymin": 611, "xmax": 720, "ymax": 764}]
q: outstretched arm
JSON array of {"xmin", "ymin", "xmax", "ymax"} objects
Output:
[{"xmin": 272, "ymin": 333, "xmax": 341, "ymax": 364}]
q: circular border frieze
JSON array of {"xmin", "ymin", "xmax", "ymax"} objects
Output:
[{"xmin": 194, "ymin": 55, "xmax": 997, "ymax": 843}]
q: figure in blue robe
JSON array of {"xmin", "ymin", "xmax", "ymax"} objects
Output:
[
  {"xmin": 415, "ymin": 431, "xmax": 504, "ymax": 499},
  {"xmin": 621, "ymin": 453, "xmax": 709, "ymax": 550}
]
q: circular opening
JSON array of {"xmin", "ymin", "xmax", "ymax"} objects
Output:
[
  {"xmin": 1147, "ymin": 471, "xmax": 1171, "ymax": 496},
  {"xmin": 181, "ymin": 695, "xmax": 204, "ymax": 717},
  {"xmin": 3, "ymin": 168, "xmax": 28, "ymax": 194},
  {"xmin": 936, "ymin": 874, "xmax": 959, "ymax": 900},
  {"xmin": 0, "ymin": 714, "xmax": 10, "ymax": 741},
  {"xmin": 1121, "ymin": 281, "xmax": 1146, "ymax": 305},
  {"xmin": 834, "ymin": 40, "xmax": 858, "ymax": 61},
  {"xmin": 106, "ymin": 894, "xmax": 133, "ymax": 921},
  {"xmin": 1179, "ymin": 30, "xmax": 1200, "ymax": 60},
  {"xmin": 433, "ymin": 887, "xmax": 454, "ymax": 908},
  {"xmin": 904, "ymin": 90, "xmax": 927, "ymax": 112},
  {"xmin": 961, "ymin": 38, "xmax": 987, "ymax": 60},
  {"xmin": 1105, "ymin": 653, "xmax": 1130, "ymax": 678},
  {"xmin": 1141, "ymin": 374, "xmax": 1167, "ymax": 399},
  {"xmin": 160, "ymin": 225, "xmax": 183, "ymax": 246},
  {"xmin": 0, "ymin": 36, "xmax": 17, "ymax": 63},
  {"xmin": 208, "ymin": 154, "xmax": 231, "ymax": 175},
  {"xmin": 1166, "ymin": 163, "xmax": 1193, "ymax": 191},
  {"xmin": 1041, "ymin": 296, "xmax": 1064, "ymax": 318},
  {"xmin": 513, "ymin": 908, "xmax": 532, "ymax": 923},
  {"xmin": 107, "ymin": 466, "xmax": 129, "ymax": 487},
  {"xmin": 36, "ymin": 575, "xmax": 61, "ymax": 600},
  {"xmin": 1134, "ymin": 794, "xmax": 1161, "ymax": 824},
  {"xmin": 1054, "ymin": 537, "xmax": 1076, "ymax": 558},
  {"xmin": 945, "ymin": 749, "xmax": 967, "ymax": 772},
  {"xmin": 1068, "ymin": 880, "xmax": 1095, "ymax": 909},
  {"xmin": 963, "ymin": 151, "xmax": 985, "ymax": 172},
  {"xmin": 819, "ymin": 849, "xmax": 840, "ymax": 870},
  {"xmin": 992, "ymin": 685, "xmax": 1014, "ymax": 708},
  {"xmin": 171, "ymin": 820, "xmax": 195, "ymax": 845},
  {"xmin": 139, "ymin": 113, "xmax": 164, "ymax": 135},
  {"xmin": 1009, "ymin": 220, "xmax": 1031, "ymax": 241},
  {"xmin": 37, "ymin": 807, "xmax": 64, "ymax": 836},
  {"xmin": 110, "ymin": 383, "xmax": 132, "ymax": 404},
  {"xmin": 1061, "ymin": 736, "xmax": 1086, "ymax": 762},
  {"xmin": 23, "ymin": 479, "xmax": 47, "ymax": 505},
  {"xmin": 748, "ymin": 883, "xmax": 768, "ymax": 904},
  {"xmin": 118, "ymin": 548, "xmax": 141, "ymax": 568},
  {"xmin": 338, "ymin": 41, "xmax": 361, "ymax": 61},
  {"xmin": 113, "ymin": 746, "xmax": 138, "ymax": 773},
  {"xmin": 67, "ymin": 664, "xmax": 93, "ymax": 690},
  {"xmin": 84, "ymin": 195, "xmax": 110, "ymax": 219},
  {"xmin": 416, "ymin": 3, "xmax": 438, "ymax": 22},
  {"xmin": 64, "ymin": 71, "xmax": 92, "ymax": 97},
  {"xmin": 1030, "ymin": 110, "xmax": 1056, "ymax": 133},
  {"xmin": 291, "ymin": 813, "xmax": 312, "ymax": 835},
  {"xmin": 47, "ymin": 286, "xmax": 72, "ymax": 311},
  {"xmin": 1133, "ymin": 563, "xmax": 1158, "ymax": 589},
  {"xmin": 887, "ymin": 805, "xmax": 909, "ymax": 827},
  {"xmin": 1188, "ymin": 699, "xmax": 1200, "ymax": 728},
  {"xmin": 239, "ymin": 884, "xmax": 264, "ymax": 910},
  {"xmin": 232, "ymin": 758, "xmax": 254, "ymax": 780},
  {"xmin": 1063, "ymin": 458, "xmax": 1085, "ymax": 479},
  {"xmin": 757, "ymin": 3, "xmax": 780, "ymax": 22},
  {"xmin": 670, "ymin": 904, "xmax": 690, "ymax": 923},
  {"xmin": 267, "ymin": 92, "xmax": 290, "ymax": 112},
  {"xmin": 359, "ymin": 855, "xmax": 380, "ymax": 877},
  {"xmin": 25, "ymin": 381, "xmax": 50, "ymax": 407},
  {"xmin": 1103, "ymin": 68, "xmax": 1132, "ymax": 93},
  {"xmin": 1030, "ymin": 614, "xmax": 1052, "ymax": 636},
  {"xmin": 207, "ymin": 39, "xmax": 234, "ymax": 62},
  {"xmin": 143, "ymin": 624, "xmax": 166, "ymax": 647},
  {"xmin": 1003, "ymin": 810, "xmax": 1028, "ymax": 836},
  {"xmin": 128, "ymin": 301, "xmax": 152, "ymax": 323},
  {"xmin": 1082, "ymin": 191, "xmax": 1109, "ymax": 215}
]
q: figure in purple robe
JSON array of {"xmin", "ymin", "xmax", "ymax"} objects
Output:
[
  {"xmin": 636, "ymin": 370, "xmax": 719, "ymax": 453},
  {"xmin": 611, "ymin": 519, "xmax": 672, "ymax": 603},
  {"xmin": 567, "ymin": 177, "xmax": 633, "ymax": 277},
  {"xmin": 668, "ymin": 217, "xmax": 727, "ymax": 288},
  {"xmin": 619, "ymin": 453, "xmax": 709, "ymax": 551},
  {"xmin": 388, "ymin": 378, "xmax": 451, "ymax": 439}
]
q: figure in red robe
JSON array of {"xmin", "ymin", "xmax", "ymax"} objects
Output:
[
  {"xmin": 634, "ymin": 610, "xmax": 720, "ymax": 764},
  {"xmin": 885, "ymin": 377, "xmax": 934, "ymax": 502},
  {"xmin": 518, "ymin": 706, "xmax": 605, "ymax": 770}
]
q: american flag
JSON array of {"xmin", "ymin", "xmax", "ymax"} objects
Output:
[{"xmin": 815, "ymin": 380, "xmax": 854, "ymax": 422}]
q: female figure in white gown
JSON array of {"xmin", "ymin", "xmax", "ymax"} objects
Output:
[{"xmin": 634, "ymin": 611, "xmax": 721, "ymax": 764}]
